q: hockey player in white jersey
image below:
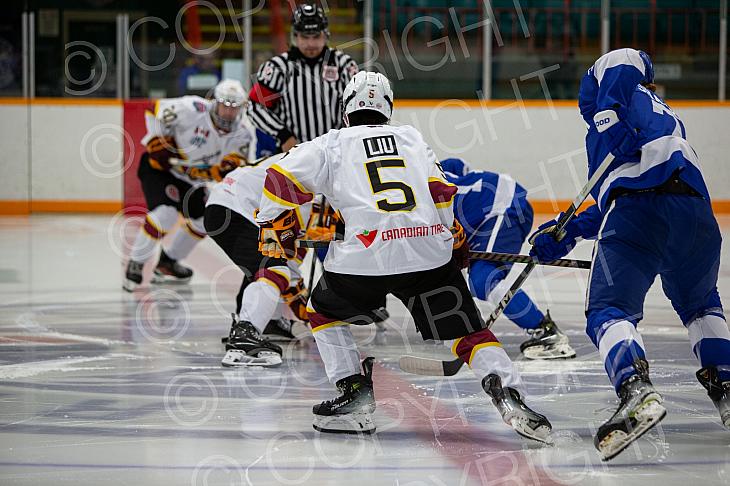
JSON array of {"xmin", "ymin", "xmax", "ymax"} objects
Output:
[
  {"xmin": 205, "ymin": 153, "xmax": 313, "ymax": 366},
  {"xmin": 255, "ymin": 71, "xmax": 553, "ymax": 442},
  {"xmin": 531, "ymin": 48, "xmax": 730, "ymax": 460},
  {"xmin": 123, "ymin": 79, "xmax": 257, "ymax": 291}
]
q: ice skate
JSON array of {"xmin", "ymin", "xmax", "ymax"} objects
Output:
[
  {"xmin": 221, "ymin": 315, "xmax": 283, "ymax": 367},
  {"xmin": 151, "ymin": 249, "xmax": 193, "ymax": 284},
  {"xmin": 123, "ymin": 260, "xmax": 144, "ymax": 292},
  {"xmin": 696, "ymin": 366, "xmax": 730, "ymax": 429},
  {"xmin": 262, "ymin": 318, "xmax": 309, "ymax": 342},
  {"xmin": 520, "ymin": 311, "xmax": 576, "ymax": 359},
  {"xmin": 373, "ymin": 306, "xmax": 389, "ymax": 331},
  {"xmin": 595, "ymin": 359, "xmax": 666, "ymax": 461},
  {"xmin": 312, "ymin": 357, "xmax": 376, "ymax": 434},
  {"xmin": 482, "ymin": 374, "xmax": 553, "ymax": 444}
]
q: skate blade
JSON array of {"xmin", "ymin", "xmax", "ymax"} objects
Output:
[
  {"xmin": 522, "ymin": 343, "xmax": 576, "ymax": 360},
  {"xmin": 221, "ymin": 350, "xmax": 282, "ymax": 368},
  {"xmin": 598, "ymin": 399, "xmax": 667, "ymax": 461},
  {"xmin": 509, "ymin": 418, "xmax": 554, "ymax": 445},
  {"xmin": 151, "ymin": 273, "xmax": 192, "ymax": 284},
  {"xmin": 312, "ymin": 412, "xmax": 376, "ymax": 435}
]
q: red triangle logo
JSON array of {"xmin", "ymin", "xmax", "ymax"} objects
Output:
[{"xmin": 356, "ymin": 230, "xmax": 378, "ymax": 248}]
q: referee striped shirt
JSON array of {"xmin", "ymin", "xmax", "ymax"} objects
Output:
[{"xmin": 248, "ymin": 47, "xmax": 359, "ymax": 145}]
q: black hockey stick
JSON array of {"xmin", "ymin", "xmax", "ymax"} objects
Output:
[
  {"xmin": 469, "ymin": 251, "xmax": 591, "ymax": 269},
  {"xmin": 399, "ymin": 152, "xmax": 616, "ymax": 376},
  {"xmin": 297, "ymin": 241, "xmax": 591, "ymax": 270},
  {"xmin": 306, "ymin": 195, "xmax": 327, "ymax": 292}
]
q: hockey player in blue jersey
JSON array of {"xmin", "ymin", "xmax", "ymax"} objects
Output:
[
  {"xmin": 530, "ymin": 48, "xmax": 730, "ymax": 460},
  {"xmin": 440, "ymin": 157, "xmax": 576, "ymax": 360}
]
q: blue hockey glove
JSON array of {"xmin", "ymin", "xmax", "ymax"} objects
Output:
[
  {"xmin": 528, "ymin": 214, "xmax": 581, "ymax": 262},
  {"xmin": 593, "ymin": 109, "xmax": 640, "ymax": 159}
]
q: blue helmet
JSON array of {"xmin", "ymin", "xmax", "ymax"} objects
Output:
[
  {"xmin": 638, "ymin": 50, "xmax": 654, "ymax": 84},
  {"xmin": 440, "ymin": 158, "xmax": 471, "ymax": 178}
]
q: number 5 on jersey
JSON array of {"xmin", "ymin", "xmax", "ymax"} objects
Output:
[{"xmin": 365, "ymin": 158, "xmax": 416, "ymax": 212}]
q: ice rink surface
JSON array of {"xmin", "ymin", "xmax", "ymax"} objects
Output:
[{"xmin": 1, "ymin": 214, "xmax": 730, "ymax": 486}]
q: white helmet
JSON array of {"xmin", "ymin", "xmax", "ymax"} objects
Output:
[
  {"xmin": 211, "ymin": 79, "xmax": 247, "ymax": 132},
  {"xmin": 342, "ymin": 71, "xmax": 393, "ymax": 125}
]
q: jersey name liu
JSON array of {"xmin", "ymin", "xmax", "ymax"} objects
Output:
[{"xmin": 257, "ymin": 124, "xmax": 458, "ymax": 276}]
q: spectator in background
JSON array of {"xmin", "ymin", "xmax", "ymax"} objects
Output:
[{"xmin": 177, "ymin": 51, "xmax": 220, "ymax": 96}]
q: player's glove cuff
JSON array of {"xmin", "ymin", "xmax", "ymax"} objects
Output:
[
  {"xmin": 451, "ymin": 219, "xmax": 467, "ymax": 249},
  {"xmin": 306, "ymin": 200, "xmax": 340, "ymax": 241},
  {"xmin": 257, "ymin": 209, "xmax": 299, "ymax": 259},
  {"xmin": 450, "ymin": 219, "xmax": 470, "ymax": 268},
  {"xmin": 146, "ymin": 136, "xmax": 179, "ymax": 171}
]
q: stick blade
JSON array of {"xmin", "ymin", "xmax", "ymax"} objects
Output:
[{"xmin": 399, "ymin": 356, "xmax": 464, "ymax": 376}]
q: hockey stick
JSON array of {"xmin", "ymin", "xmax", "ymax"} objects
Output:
[
  {"xmin": 306, "ymin": 195, "xmax": 327, "ymax": 292},
  {"xmin": 297, "ymin": 240, "xmax": 591, "ymax": 269},
  {"xmin": 399, "ymin": 152, "xmax": 616, "ymax": 376},
  {"xmin": 469, "ymin": 251, "xmax": 590, "ymax": 269}
]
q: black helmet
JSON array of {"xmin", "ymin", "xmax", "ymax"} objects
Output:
[{"xmin": 292, "ymin": 3, "xmax": 328, "ymax": 35}]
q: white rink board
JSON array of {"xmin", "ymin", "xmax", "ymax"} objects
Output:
[
  {"xmin": 0, "ymin": 102, "xmax": 728, "ymax": 204},
  {"xmin": 0, "ymin": 104, "xmax": 29, "ymax": 200},
  {"xmin": 393, "ymin": 103, "xmax": 730, "ymax": 202}
]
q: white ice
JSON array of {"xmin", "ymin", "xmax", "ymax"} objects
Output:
[{"xmin": 1, "ymin": 214, "xmax": 729, "ymax": 485}]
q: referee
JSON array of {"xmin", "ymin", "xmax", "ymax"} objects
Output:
[{"xmin": 248, "ymin": 3, "xmax": 359, "ymax": 151}]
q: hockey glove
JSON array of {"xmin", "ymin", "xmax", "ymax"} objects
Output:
[
  {"xmin": 528, "ymin": 213, "xmax": 581, "ymax": 262},
  {"xmin": 305, "ymin": 200, "xmax": 341, "ymax": 241},
  {"xmin": 451, "ymin": 219, "xmax": 470, "ymax": 269},
  {"xmin": 258, "ymin": 209, "xmax": 299, "ymax": 259},
  {"xmin": 282, "ymin": 279, "xmax": 309, "ymax": 322},
  {"xmin": 176, "ymin": 156, "xmax": 242, "ymax": 182},
  {"xmin": 146, "ymin": 136, "xmax": 179, "ymax": 171},
  {"xmin": 593, "ymin": 109, "xmax": 641, "ymax": 159}
]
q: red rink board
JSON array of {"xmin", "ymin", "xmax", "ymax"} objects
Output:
[{"xmin": 123, "ymin": 100, "xmax": 154, "ymax": 213}]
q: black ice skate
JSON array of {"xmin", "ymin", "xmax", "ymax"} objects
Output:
[
  {"xmin": 313, "ymin": 357, "xmax": 376, "ymax": 434},
  {"xmin": 123, "ymin": 260, "xmax": 144, "ymax": 292},
  {"xmin": 696, "ymin": 366, "xmax": 730, "ymax": 429},
  {"xmin": 595, "ymin": 359, "xmax": 666, "ymax": 461},
  {"xmin": 372, "ymin": 306, "xmax": 389, "ymax": 331},
  {"xmin": 151, "ymin": 249, "xmax": 193, "ymax": 284},
  {"xmin": 482, "ymin": 374, "xmax": 553, "ymax": 444},
  {"xmin": 520, "ymin": 311, "xmax": 576, "ymax": 360},
  {"xmin": 262, "ymin": 318, "xmax": 308, "ymax": 342},
  {"xmin": 221, "ymin": 315, "xmax": 283, "ymax": 367}
]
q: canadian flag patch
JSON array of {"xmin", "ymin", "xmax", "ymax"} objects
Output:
[{"xmin": 356, "ymin": 230, "xmax": 378, "ymax": 248}]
